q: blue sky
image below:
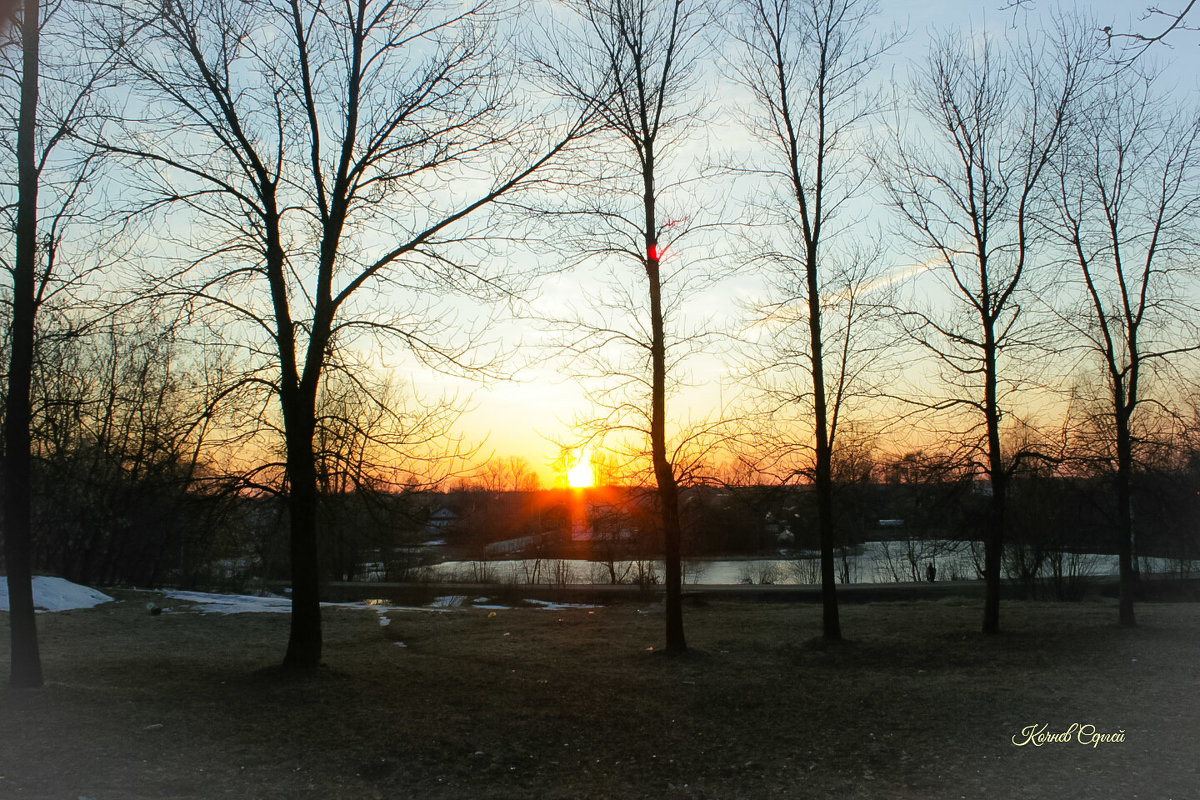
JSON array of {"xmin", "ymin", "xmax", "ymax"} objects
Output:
[{"xmin": 432, "ymin": 0, "xmax": 1200, "ymax": 485}]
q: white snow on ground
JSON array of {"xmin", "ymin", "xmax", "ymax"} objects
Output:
[
  {"xmin": 471, "ymin": 596, "xmax": 511, "ymax": 611},
  {"xmin": 524, "ymin": 599, "xmax": 599, "ymax": 610},
  {"xmin": 0, "ymin": 576, "xmax": 114, "ymax": 612},
  {"xmin": 156, "ymin": 594, "xmax": 428, "ymax": 654},
  {"xmin": 162, "ymin": 590, "xmax": 295, "ymax": 614},
  {"xmin": 0, "ymin": 579, "xmax": 602, "ymax": 617},
  {"xmin": 161, "ymin": 590, "xmax": 455, "ymax": 615},
  {"xmin": 376, "ymin": 605, "xmax": 451, "ymax": 613}
]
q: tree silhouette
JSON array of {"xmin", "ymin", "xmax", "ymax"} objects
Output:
[
  {"xmin": 531, "ymin": 0, "xmax": 715, "ymax": 653},
  {"xmin": 877, "ymin": 20, "xmax": 1095, "ymax": 633},
  {"xmin": 729, "ymin": 0, "xmax": 896, "ymax": 641},
  {"xmin": 100, "ymin": 0, "xmax": 586, "ymax": 670},
  {"xmin": 3, "ymin": 0, "xmax": 112, "ymax": 687},
  {"xmin": 2, "ymin": 0, "xmax": 43, "ymax": 689},
  {"xmin": 1050, "ymin": 64, "xmax": 1200, "ymax": 626}
]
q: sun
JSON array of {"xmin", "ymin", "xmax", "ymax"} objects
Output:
[{"xmin": 567, "ymin": 450, "xmax": 595, "ymax": 488}]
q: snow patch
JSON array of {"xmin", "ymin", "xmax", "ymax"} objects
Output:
[
  {"xmin": 0, "ymin": 576, "xmax": 113, "ymax": 612},
  {"xmin": 154, "ymin": 590, "xmax": 457, "ymax": 616},
  {"xmin": 376, "ymin": 605, "xmax": 451, "ymax": 613},
  {"xmin": 162, "ymin": 590, "xmax": 293, "ymax": 614},
  {"xmin": 524, "ymin": 599, "xmax": 599, "ymax": 611}
]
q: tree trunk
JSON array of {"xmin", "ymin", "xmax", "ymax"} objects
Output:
[
  {"xmin": 1114, "ymin": 409, "xmax": 1136, "ymax": 627},
  {"xmin": 4, "ymin": 0, "xmax": 45, "ymax": 690},
  {"xmin": 641, "ymin": 139, "xmax": 685, "ymax": 654},
  {"xmin": 981, "ymin": 481, "xmax": 1005, "ymax": 634},
  {"xmin": 281, "ymin": 389, "xmax": 323, "ymax": 671},
  {"xmin": 648, "ymin": 254, "xmax": 686, "ymax": 654},
  {"xmin": 981, "ymin": 328, "xmax": 1004, "ymax": 635},
  {"xmin": 807, "ymin": 244, "xmax": 841, "ymax": 641}
]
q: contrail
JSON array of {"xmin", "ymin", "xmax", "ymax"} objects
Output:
[
  {"xmin": 846, "ymin": 259, "xmax": 940, "ymax": 296},
  {"xmin": 744, "ymin": 259, "xmax": 942, "ymax": 334}
]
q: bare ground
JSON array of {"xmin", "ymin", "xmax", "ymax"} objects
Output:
[{"xmin": 2, "ymin": 592, "xmax": 1197, "ymax": 799}]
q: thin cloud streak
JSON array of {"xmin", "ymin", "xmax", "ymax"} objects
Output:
[{"xmin": 743, "ymin": 259, "xmax": 939, "ymax": 334}]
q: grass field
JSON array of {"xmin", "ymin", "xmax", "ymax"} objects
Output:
[{"xmin": 2, "ymin": 591, "xmax": 1198, "ymax": 799}]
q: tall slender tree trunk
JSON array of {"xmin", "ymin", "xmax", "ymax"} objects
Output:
[
  {"xmin": 4, "ymin": 0, "xmax": 45, "ymax": 690},
  {"xmin": 806, "ymin": 242, "xmax": 840, "ymax": 641},
  {"xmin": 981, "ymin": 328, "xmax": 1004, "ymax": 635},
  {"xmin": 646, "ymin": 176, "xmax": 686, "ymax": 654},
  {"xmin": 1114, "ymin": 408, "xmax": 1136, "ymax": 627}
]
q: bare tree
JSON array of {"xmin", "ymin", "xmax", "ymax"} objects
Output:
[
  {"xmin": 2, "ymin": 0, "xmax": 113, "ymax": 687},
  {"xmin": 100, "ymin": 0, "xmax": 586, "ymax": 671},
  {"xmin": 876, "ymin": 20, "xmax": 1094, "ymax": 633},
  {"xmin": 1104, "ymin": 1, "xmax": 1199, "ymax": 55},
  {"xmin": 27, "ymin": 309, "xmax": 240, "ymax": 587},
  {"xmin": 728, "ymin": 0, "xmax": 895, "ymax": 639},
  {"xmin": 1049, "ymin": 66, "xmax": 1200, "ymax": 626},
  {"xmin": 531, "ymin": 0, "xmax": 714, "ymax": 653},
  {"xmin": 0, "ymin": 0, "xmax": 42, "ymax": 689},
  {"xmin": 473, "ymin": 456, "xmax": 543, "ymax": 492},
  {"xmin": 1005, "ymin": 0, "xmax": 1198, "ymax": 61}
]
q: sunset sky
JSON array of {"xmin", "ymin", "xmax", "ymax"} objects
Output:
[
  {"xmin": 17, "ymin": 0, "xmax": 1191, "ymax": 490},
  {"xmin": 442, "ymin": 0, "xmax": 1200, "ymax": 487}
]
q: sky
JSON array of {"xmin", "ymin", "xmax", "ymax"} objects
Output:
[
  {"xmin": 14, "ymin": 0, "xmax": 1194, "ymax": 491},
  {"xmin": 445, "ymin": 0, "xmax": 1200, "ymax": 487}
]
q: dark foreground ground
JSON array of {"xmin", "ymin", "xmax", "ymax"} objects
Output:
[{"xmin": 2, "ymin": 592, "xmax": 1197, "ymax": 799}]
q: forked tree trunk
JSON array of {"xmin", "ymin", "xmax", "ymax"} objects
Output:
[{"xmin": 281, "ymin": 391, "xmax": 323, "ymax": 670}]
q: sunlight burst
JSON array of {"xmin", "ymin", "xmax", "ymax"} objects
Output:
[{"xmin": 567, "ymin": 449, "xmax": 595, "ymax": 488}]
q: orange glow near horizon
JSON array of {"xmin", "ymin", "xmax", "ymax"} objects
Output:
[{"xmin": 566, "ymin": 449, "xmax": 595, "ymax": 488}]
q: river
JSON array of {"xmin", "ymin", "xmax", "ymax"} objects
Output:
[{"xmin": 414, "ymin": 540, "xmax": 1195, "ymax": 586}]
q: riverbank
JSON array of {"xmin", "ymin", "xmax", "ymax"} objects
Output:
[
  {"xmin": 3, "ymin": 592, "xmax": 1197, "ymax": 798},
  {"xmin": 315, "ymin": 573, "xmax": 1200, "ymax": 606}
]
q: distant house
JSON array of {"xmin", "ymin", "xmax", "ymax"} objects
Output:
[
  {"xmin": 578, "ymin": 488, "xmax": 655, "ymax": 544},
  {"xmin": 426, "ymin": 507, "xmax": 456, "ymax": 538}
]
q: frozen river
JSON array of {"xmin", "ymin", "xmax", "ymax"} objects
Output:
[{"xmin": 418, "ymin": 540, "xmax": 1193, "ymax": 586}]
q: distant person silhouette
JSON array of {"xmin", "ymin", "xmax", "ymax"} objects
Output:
[{"xmin": 925, "ymin": 563, "xmax": 936, "ymax": 583}]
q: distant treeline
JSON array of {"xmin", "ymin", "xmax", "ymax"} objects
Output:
[{"xmin": 9, "ymin": 414, "xmax": 1198, "ymax": 589}]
